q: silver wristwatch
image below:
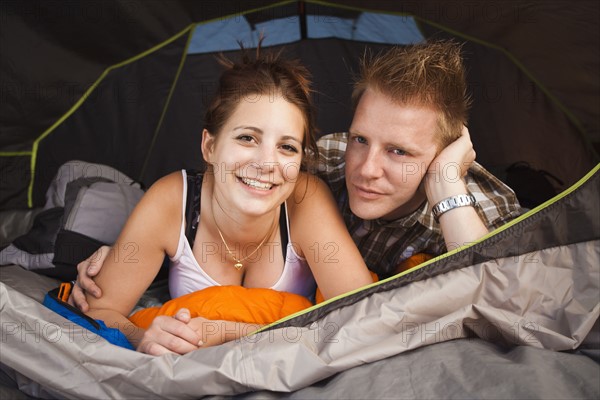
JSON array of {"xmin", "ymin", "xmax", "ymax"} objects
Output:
[{"xmin": 431, "ymin": 194, "xmax": 477, "ymax": 222}]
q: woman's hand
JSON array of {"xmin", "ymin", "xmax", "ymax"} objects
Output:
[
  {"xmin": 136, "ymin": 308, "xmax": 203, "ymax": 356},
  {"xmin": 136, "ymin": 308, "xmax": 263, "ymax": 355}
]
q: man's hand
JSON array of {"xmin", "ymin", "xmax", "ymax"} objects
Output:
[
  {"xmin": 424, "ymin": 126, "xmax": 488, "ymax": 247},
  {"xmin": 425, "ymin": 125, "xmax": 476, "ymax": 204},
  {"xmin": 136, "ymin": 308, "xmax": 203, "ymax": 356},
  {"xmin": 438, "ymin": 125, "xmax": 475, "ymax": 172},
  {"xmin": 68, "ymin": 245, "xmax": 111, "ymax": 312}
]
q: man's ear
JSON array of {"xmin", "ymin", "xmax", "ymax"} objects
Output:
[{"xmin": 201, "ymin": 129, "xmax": 216, "ymax": 163}]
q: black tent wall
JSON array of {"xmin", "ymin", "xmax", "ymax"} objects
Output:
[{"xmin": 1, "ymin": 0, "xmax": 598, "ymax": 209}]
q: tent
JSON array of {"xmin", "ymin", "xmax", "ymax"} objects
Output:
[
  {"xmin": 1, "ymin": 0, "xmax": 598, "ymax": 209},
  {"xmin": 1, "ymin": 1, "xmax": 599, "ymax": 398},
  {"xmin": 0, "ymin": 166, "xmax": 598, "ymax": 398}
]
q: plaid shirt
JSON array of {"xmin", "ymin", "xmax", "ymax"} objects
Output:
[{"xmin": 317, "ymin": 132, "xmax": 522, "ymax": 278}]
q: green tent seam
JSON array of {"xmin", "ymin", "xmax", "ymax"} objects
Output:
[
  {"xmin": 254, "ymin": 161, "xmax": 600, "ymax": 333},
  {"xmin": 3, "ymin": 0, "xmax": 594, "ymax": 208}
]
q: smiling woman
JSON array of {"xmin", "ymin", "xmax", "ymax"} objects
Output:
[
  {"xmin": 201, "ymin": 94, "xmax": 305, "ymax": 222},
  {"xmin": 81, "ymin": 43, "xmax": 375, "ymax": 355}
]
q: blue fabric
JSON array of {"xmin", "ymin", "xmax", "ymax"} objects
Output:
[
  {"xmin": 307, "ymin": 13, "xmax": 425, "ymax": 44},
  {"xmin": 188, "ymin": 16, "xmax": 300, "ymax": 54},
  {"xmin": 43, "ymin": 293, "xmax": 135, "ymax": 350},
  {"xmin": 188, "ymin": 12, "xmax": 425, "ymax": 55}
]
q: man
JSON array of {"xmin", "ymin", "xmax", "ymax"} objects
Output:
[
  {"xmin": 316, "ymin": 41, "xmax": 520, "ymax": 279},
  {"xmin": 70, "ymin": 40, "xmax": 519, "ymax": 314}
]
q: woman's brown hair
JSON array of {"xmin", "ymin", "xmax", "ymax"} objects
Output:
[{"xmin": 204, "ymin": 41, "xmax": 318, "ymax": 170}]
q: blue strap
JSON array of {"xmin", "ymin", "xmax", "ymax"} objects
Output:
[{"xmin": 43, "ymin": 290, "xmax": 135, "ymax": 350}]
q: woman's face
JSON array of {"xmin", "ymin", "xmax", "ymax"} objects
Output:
[{"xmin": 202, "ymin": 93, "xmax": 305, "ymax": 218}]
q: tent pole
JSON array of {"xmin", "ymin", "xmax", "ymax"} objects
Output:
[{"xmin": 298, "ymin": 1, "xmax": 307, "ymax": 40}]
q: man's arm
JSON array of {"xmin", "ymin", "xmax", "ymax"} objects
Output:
[
  {"xmin": 424, "ymin": 127, "xmax": 489, "ymax": 249},
  {"xmin": 68, "ymin": 245, "xmax": 110, "ymax": 311}
]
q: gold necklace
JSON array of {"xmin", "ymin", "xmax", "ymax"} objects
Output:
[{"xmin": 212, "ymin": 211, "xmax": 278, "ymax": 270}]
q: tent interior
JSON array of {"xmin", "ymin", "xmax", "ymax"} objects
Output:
[
  {"xmin": 1, "ymin": 0, "xmax": 599, "ymax": 210},
  {"xmin": 0, "ymin": 1, "xmax": 599, "ymax": 399}
]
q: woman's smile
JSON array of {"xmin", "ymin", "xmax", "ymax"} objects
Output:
[{"xmin": 238, "ymin": 176, "xmax": 275, "ymax": 191}]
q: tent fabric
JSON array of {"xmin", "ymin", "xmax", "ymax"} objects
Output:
[
  {"xmin": 187, "ymin": 12, "xmax": 425, "ymax": 54},
  {"xmin": 1, "ymin": 1, "xmax": 598, "ymax": 209},
  {"xmin": 0, "ymin": 165, "xmax": 598, "ymax": 398},
  {"xmin": 228, "ymin": 338, "xmax": 600, "ymax": 399},
  {"xmin": 0, "ymin": 1, "xmax": 599, "ymax": 398}
]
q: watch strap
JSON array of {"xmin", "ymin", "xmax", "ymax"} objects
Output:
[{"xmin": 432, "ymin": 194, "xmax": 477, "ymax": 222}]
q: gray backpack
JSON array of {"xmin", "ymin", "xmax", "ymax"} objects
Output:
[{"xmin": 0, "ymin": 160, "xmax": 144, "ymax": 280}]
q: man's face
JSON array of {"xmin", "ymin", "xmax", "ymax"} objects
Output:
[{"xmin": 345, "ymin": 89, "xmax": 439, "ymax": 220}]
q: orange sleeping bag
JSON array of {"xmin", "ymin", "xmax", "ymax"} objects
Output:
[
  {"xmin": 129, "ymin": 285, "xmax": 312, "ymax": 329},
  {"xmin": 129, "ymin": 256, "xmax": 430, "ymax": 329},
  {"xmin": 396, "ymin": 253, "xmax": 433, "ymax": 273}
]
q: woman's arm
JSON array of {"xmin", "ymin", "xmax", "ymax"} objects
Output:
[
  {"xmin": 288, "ymin": 173, "xmax": 375, "ymax": 300},
  {"xmin": 85, "ymin": 172, "xmax": 184, "ymax": 347},
  {"xmin": 139, "ymin": 174, "xmax": 373, "ymax": 355}
]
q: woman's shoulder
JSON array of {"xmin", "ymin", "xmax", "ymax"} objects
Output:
[
  {"xmin": 288, "ymin": 172, "xmax": 333, "ymax": 212},
  {"xmin": 146, "ymin": 170, "xmax": 184, "ymax": 194},
  {"xmin": 140, "ymin": 171, "xmax": 185, "ymax": 216},
  {"xmin": 113, "ymin": 171, "xmax": 185, "ymax": 256}
]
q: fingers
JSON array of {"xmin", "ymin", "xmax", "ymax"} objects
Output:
[
  {"xmin": 68, "ymin": 284, "xmax": 90, "ymax": 312},
  {"xmin": 173, "ymin": 308, "xmax": 191, "ymax": 323},
  {"xmin": 85, "ymin": 250, "xmax": 104, "ymax": 277},
  {"xmin": 77, "ymin": 272, "xmax": 102, "ymax": 298},
  {"xmin": 137, "ymin": 341, "xmax": 177, "ymax": 356},
  {"xmin": 137, "ymin": 315, "xmax": 203, "ymax": 356},
  {"xmin": 448, "ymin": 126, "xmax": 475, "ymax": 175},
  {"xmin": 75, "ymin": 247, "xmax": 109, "ymax": 298},
  {"xmin": 461, "ymin": 124, "xmax": 470, "ymax": 139},
  {"xmin": 161, "ymin": 314, "xmax": 203, "ymax": 348},
  {"xmin": 70, "ymin": 246, "xmax": 112, "ymax": 311},
  {"xmin": 86, "ymin": 245, "xmax": 111, "ymax": 277},
  {"xmin": 454, "ymin": 125, "xmax": 472, "ymax": 149},
  {"xmin": 76, "ymin": 257, "xmax": 91, "ymax": 277}
]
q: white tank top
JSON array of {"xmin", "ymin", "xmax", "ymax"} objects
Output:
[{"xmin": 168, "ymin": 170, "xmax": 316, "ymax": 301}]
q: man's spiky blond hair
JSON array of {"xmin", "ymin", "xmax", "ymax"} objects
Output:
[{"xmin": 352, "ymin": 40, "xmax": 471, "ymax": 149}]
